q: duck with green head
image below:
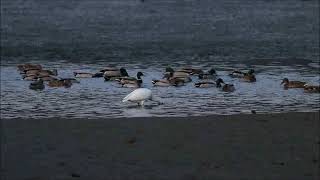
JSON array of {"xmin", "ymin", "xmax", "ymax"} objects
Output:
[
  {"xmin": 216, "ymin": 78, "xmax": 235, "ymax": 92},
  {"xmin": 29, "ymin": 79, "xmax": 45, "ymax": 90},
  {"xmin": 198, "ymin": 68, "xmax": 216, "ymax": 80},
  {"xmin": 104, "ymin": 67, "xmax": 129, "ymax": 81},
  {"xmin": 153, "ymin": 72, "xmax": 185, "ymax": 87}
]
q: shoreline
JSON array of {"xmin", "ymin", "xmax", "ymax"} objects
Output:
[{"xmin": 1, "ymin": 112, "xmax": 319, "ymax": 179}]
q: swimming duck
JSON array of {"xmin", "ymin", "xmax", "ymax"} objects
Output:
[
  {"xmin": 229, "ymin": 69, "xmax": 255, "ymax": 78},
  {"xmin": 59, "ymin": 78, "xmax": 80, "ymax": 83},
  {"xmin": 194, "ymin": 81, "xmax": 216, "ymax": 88},
  {"xmin": 23, "ymin": 74, "xmax": 38, "ymax": 81},
  {"xmin": 18, "ymin": 64, "xmax": 42, "ymax": 72},
  {"xmin": 179, "ymin": 67, "xmax": 204, "ymax": 75},
  {"xmin": 281, "ymin": 78, "xmax": 306, "ymax": 89},
  {"xmin": 164, "ymin": 67, "xmax": 190, "ymax": 78},
  {"xmin": 198, "ymin": 68, "xmax": 216, "ymax": 80},
  {"xmin": 242, "ymin": 74, "xmax": 256, "ymax": 82},
  {"xmin": 104, "ymin": 67, "xmax": 129, "ymax": 81},
  {"xmin": 29, "ymin": 79, "xmax": 45, "ymax": 90},
  {"xmin": 120, "ymin": 72, "xmax": 144, "ymax": 88},
  {"xmin": 119, "ymin": 72, "xmax": 144, "ymax": 84},
  {"xmin": 73, "ymin": 72, "xmax": 93, "ymax": 78},
  {"xmin": 152, "ymin": 73, "xmax": 185, "ymax": 87},
  {"xmin": 38, "ymin": 69, "xmax": 58, "ymax": 77},
  {"xmin": 40, "ymin": 76, "xmax": 59, "ymax": 81},
  {"xmin": 216, "ymin": 78, "xmax": 235, "ymax": 92},
  {"xmin": 304, "ymin": 84, "xmax": 320, "ymax": 93},
  {"xmin": 48, "ymin": 79, "xmax": 73, "ymax": 88}
]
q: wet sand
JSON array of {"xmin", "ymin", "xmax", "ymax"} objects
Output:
[{"xmin": 1, "ymin": 112, "xmax": 319, "ymax": 180}]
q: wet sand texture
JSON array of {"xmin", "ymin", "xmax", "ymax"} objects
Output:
[{"xmin": 1, "ymin": 112, "xmax": 319, "ymax": 180}]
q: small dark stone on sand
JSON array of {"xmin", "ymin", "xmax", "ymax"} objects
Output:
[
  {"xmin": 71, "ymin": 173, "xmax": 80, "ymax": 178},
  {"xmin": 127, "ymin": 137, "xmax": 137, "ymax": 144}
]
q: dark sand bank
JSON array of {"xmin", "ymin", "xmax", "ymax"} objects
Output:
[{"xmin": 1, "ymin": 112, "xmax": 319, "ymax": 180}]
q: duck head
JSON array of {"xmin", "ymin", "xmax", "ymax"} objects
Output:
[
  {"xmin": 208, "ymin": 68, "xmax": 216, "ymax": 75},
  {"xmin": 216, "ymin": 78, "xmax": 224, "ymax": 87},
  {"xmin": 281, "ymin": 78, "xmax": 289, "ymax": 85},
  {"xmin": 165, "ymin": 67, "xmax": 174, "ymax": 73},
  {"xmin": 137, "ymin": 72, "xmax": 144, "ymax": 79},
  {"xmin": 248, "ymin": 69, "xmax": 255, "ymax": 75},
  {"xmin": 120, "ymin": 68, "xmax": 129, "ymax": 76}
]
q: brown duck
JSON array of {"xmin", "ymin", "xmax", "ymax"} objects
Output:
[{"xmin": 281, "ymin": 78, "xmax": 306, "ymax": 89}]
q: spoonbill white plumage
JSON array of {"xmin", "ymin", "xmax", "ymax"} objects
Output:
[{"xmin": 122, "ymin": 88, "xmax": 161, "ymax": 106}]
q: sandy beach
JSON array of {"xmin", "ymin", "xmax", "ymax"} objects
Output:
[{"xmin": 1, "ymin": 112, "xmax": 319, "ymax": 180}]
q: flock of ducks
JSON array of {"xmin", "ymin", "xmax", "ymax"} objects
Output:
[{"xmin": 17, "ymin": 63, "xmax": 320, "ymax": 104}]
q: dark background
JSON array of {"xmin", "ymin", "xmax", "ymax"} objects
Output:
[{"xmin": 1, "ymin": 0, "xmax": 319, "ymax": 62}]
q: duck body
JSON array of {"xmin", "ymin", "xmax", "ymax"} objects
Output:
[
  {"xmin": 198, "ymin": 68, "xmax": 216, "ymax": 80},
  {"xmin": 152, "ymin": 79, "xmax": 171, "ymax": 87},
  {"xmin": 29, "ymin": 79, "xmax": 45, "ymax": 90},
  {"xmin": 104, "ymin": 68, "xmax": 129, "ymax": 81},
  {"xmin": 281, "ymin": 78, "xmax": 306, "ymax": 89},
  {"xmin": 194, "ymin": 81, "xmax": 215, "ymax": 88},
  {"xmin": 304, "ymin": 85, "xmax": 320, "ymax": 93},
  {"xmin": 40, "ymin": 76, "xmax": 59, "ymax": 81},
  {"xmin": 119, "ymin": 72, "xmax": 144, "ymax": 88},
  {"xmin": 216, "ymin": 78, "xmax": 235, "ymax": 92},
  {"xmin": 18, "ymin": 64, "xmax": 42, "ymax": 72},
  {"xmin": 242, "ymin": 74, "xmax": 256, "ymax": 82},
  {"xmin": 180, "ymin": 67, "xmax": 203, "ymax": 75},
  {"xmin": 48, "ymin": 79, "xmax": 73, "ymax": 88},
  {"xmin": 229, "ymin": 69, "xmax": 255, "ymax": 78},
  {"xmin": 122, "ymin": 88, "xmax": 152, "ymax": 105},
  {"xmin": 23, "ymin": 75, "xmax": 38, "ymax": 81},
  {"xmin": 73, "ymin": 72, "xmax": 94, "ymax": 78}
]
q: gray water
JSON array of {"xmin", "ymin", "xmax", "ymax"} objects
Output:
[{"xmin": 1, "ymin": 0, "xmax": 319, "ymax": 119}]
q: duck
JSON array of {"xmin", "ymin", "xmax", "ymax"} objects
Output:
[
  {"xmin": 23, "ymin": 74, "xmax": 38, "ymax": 81},
  {"xmin": 122, "ymin": 88, "xmax": 162, "ymax": 106},
  {"xmin": 152, "ymin": 73, "xmax": 185, "ymax": 87},
  {"xmin": 40, "ymin": 76, "xmax": 59, "ymax": 81},
  {"xmin": 229, "ymin": 69, "xmax": 255, "ymax": 78},
  {"xmin": 281, "ymin": 78, "xmax": 306, "ymax": 89},
  {"xmin": 38, "ymin": 69, "xmax": 58, "ymax": 77},
  {"xmin": 304, "ymin": 84, "xmax": 320, "ymax": 93},
  {"xmin": 119, "ymin": 72, "xmax": 144, "ymax": 84},
  {"xmin": 18, "ymin": 64, "xmax": 42, "ymax": 72},
  {"xmin": 164, "ymin": 67, "xmax": 190, "ymax": 78},
  {"xmin": 216, "ymin": 78, "xmax": 235, "ymax": 92},
  {"xmin": 59, "ymin": 78, "xmax": 80, "ymax": 83},
  {"xmin": 198, "ymin": 68, "xmax": 216, "ymax": 80},
  {"xmin": 104, "ymin": 67, "xmax": 129, "ymax": 81},
  {"xmin": 179, "ymin": 67, "xmax": 203, "ymax": 75},
  {"xmin": 48, "ymin": 79, "xmax": 73, "ymax": 88},
  {"xmin": 29, "ymin": 79, "xmax": 45, "ymax": 90},
  {"xmin": 73, "ymin": 72, "xmax": 102, "ymax": 78},
  {"xmin": 242, "ymin": 74, "xmax": 256, "ymax": 82},
  {"xmin": 194, "ymin": 81, "xmax": 216, "ymax": 88},
  {"xmin": 120, "ymin": 73, "xmax": 144, "ymax": 88}
]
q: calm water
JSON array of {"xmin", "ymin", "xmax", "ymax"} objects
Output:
[
  {"xmin": 1, "ymin": 58, "xmax": 319, "ymax": 119},
  {"xmin": 1, "ymin": 0, "xmax": 319, "ymax": 118}
]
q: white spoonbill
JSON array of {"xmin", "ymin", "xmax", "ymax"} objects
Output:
[{"xmin": 122, "ymin": 88, "xmax": 162, "ymax": 106}]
